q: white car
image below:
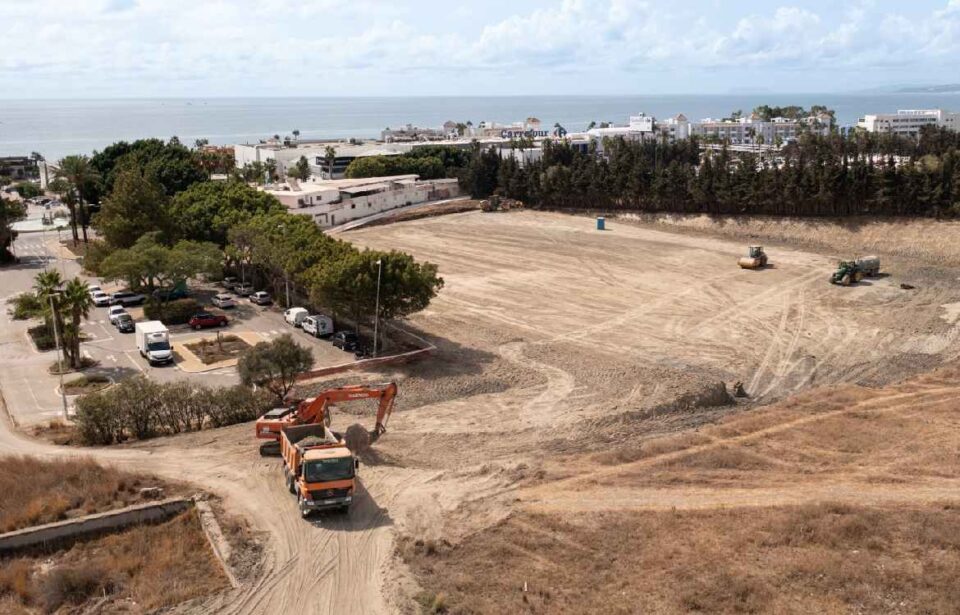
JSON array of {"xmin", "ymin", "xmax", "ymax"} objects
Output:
[
  {"xmin": 87, "ymin": 284, "xmax": 102, "ymax": 295},
  {"xmin": 108, "ymin": 305, "xmax": 128, "ymax": 324},
  {"xmin": 234, "ymin": 283, "xmax": 254, "ymax": 297},
  {"xmin": 284, "ymin": 307, "xmax": 309, "ymax": 327},
  {"xmin": 91, "ymin": 291, "xmax": 111, "ymax": 307},
  {"xmin": 212, "ymin": 293, "xmax": 236, "ymax": 309}
]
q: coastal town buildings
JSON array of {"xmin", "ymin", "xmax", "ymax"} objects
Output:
[{"xmin": 856, "ymin": 109, "xmax": 960, "ymax": 137}]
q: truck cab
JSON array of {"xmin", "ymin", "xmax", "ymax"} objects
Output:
[{"xmin": 281, "ymin": 424, "xmax": 358, "ymax": 518}]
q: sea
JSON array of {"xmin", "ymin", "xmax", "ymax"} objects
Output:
[{"xmin": 1, "ymin": 94, "xmax": 958, "ymax": 161}]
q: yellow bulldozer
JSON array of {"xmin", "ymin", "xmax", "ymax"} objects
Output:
[{"xmin": 738, "ymin": 246, "xmax": 769, "ymax": 270}]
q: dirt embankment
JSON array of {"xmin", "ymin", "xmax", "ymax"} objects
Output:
[{"xmin": 617, "ymin": 212, "xmax": 960, "ymax": 267}]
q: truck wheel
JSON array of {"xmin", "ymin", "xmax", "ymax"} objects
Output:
[
  {"xmin": 287, "ymin": 475, "xmax": 296, "ymax": 494},
  {"xmin": 841, "ymin": 274, "xmax": 851, "ymax": 286}
]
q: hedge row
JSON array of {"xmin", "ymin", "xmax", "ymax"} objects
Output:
[
  {"xmin": 74, "ymin": 375, "xmax": 273, "ymax": 445},
  {"xmin": 143, "ymin": 298, "xmax": 202, "ymax": 325}
]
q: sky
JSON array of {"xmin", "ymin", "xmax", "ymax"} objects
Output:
[{"xmin": 0, "ymin": 0, "xmax": 958, "ymax": 98}]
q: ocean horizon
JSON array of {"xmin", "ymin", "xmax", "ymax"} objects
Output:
[{"xmin": 2, "ymin": 93, "xmax": 958, "ymax": 161}]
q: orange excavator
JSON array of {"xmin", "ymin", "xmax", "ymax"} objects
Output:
[{"xmin": 255, "ymin": 382, "xmax": 398, "ymax": 456}]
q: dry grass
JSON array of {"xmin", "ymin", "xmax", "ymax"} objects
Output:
[
  {"xmin": 0, "ymin": 510, "xmax": 228, "ymax": 613},
  {"xmin": 402, "ymin": 504, "xmax": 960, "ymax": 614},
  {"xmin": 185, "ymin": 334, "xmax": 250, "ymax": 364},
  {"xmin": 61, "ymin": 374, "xmax": 111, "ymax": 396},
  {"xmin": 0, "ymin": 456, "xmax": 177, "ymax": 533}
]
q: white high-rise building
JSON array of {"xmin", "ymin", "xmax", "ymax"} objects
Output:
[{"xmin": 857, "ymin": 109, "xmax": 960, "ymax": 137}]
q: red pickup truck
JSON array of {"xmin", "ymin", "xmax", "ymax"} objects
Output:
[{"xmin": 188, "ymin": 312, "xmax": 228, "ymax": 330}]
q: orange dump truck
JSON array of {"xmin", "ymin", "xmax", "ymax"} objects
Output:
[{"xmin": 280, "ymin": 424, "xmax": 359, "ymax": 518}]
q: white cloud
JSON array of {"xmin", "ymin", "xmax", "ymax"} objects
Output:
[{"xmin": 0, "ymin": 0, "xmax": 957, "ymax": 95}]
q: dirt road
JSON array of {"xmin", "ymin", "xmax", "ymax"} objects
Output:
[{"xmin": 7, "ymin": 210, "xmax": 960, "ymax": 613}]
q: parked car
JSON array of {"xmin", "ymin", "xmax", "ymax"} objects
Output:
[
  {"xmin": 234, "ymin": 283, "xmax": 254, "ymax": 297},
  {"xmin": 301, "ymin": 314, "xmax": 334, "ymax": 338},
  {"xmin": 86, "ymin": 284, "xmax": 102, "ymax": 295},
  {"xmin": 108, "ymin": 305, "xmax": 128, "ymax": 324},
  {"xmin": 250, "ymin": 291, "xmax": 272, "ymax": 306},
  {"xmin": 188, "ymin": 312, "xmax": 228, "ymax": 330},
  {"xmin": 91, "ymin": 291, "xmax": 111, "ymax": 307},
  {"xmin": 330, "ymin": 331, "xmax": 360, "ymax": 351},
  {"xmin": 220, "ymin": 276, "xmax": 239, "ymax": 290},
  {"xmin": 284, "ymin": 307, "xmax": 309, "ymax": 327},
  {"xmin": 109, "ymin": 291, "xmax": 146, "ymax": 306},
  {"xmin": 114, "ymin": 313, "xmax": 135, "ymax": 333},
  {"xmin": 212, "ymin": 293, "xmax": 236, "ymax": 309},
  {"xmin": 152, "ymin": 286, "xmax": 189, "ymax": 302}
]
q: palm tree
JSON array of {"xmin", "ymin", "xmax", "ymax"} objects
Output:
[
  {"xmin": 33, "ymin": 270, "xmax": 73, "ymax": 365},
  {"xmin": 324, "ymin": 146, "xmax": 337, "ymax": 178},
  {"xmin": 48, "ymin": 177, "xmax": 79, "ymax": 244},
  {"xmin": 61, "ymin": 277, "xmax": 94, "ymax": 368},
  {"xmin": 56, "ymin": 155, "xmax": 100, "ymax": 245}
]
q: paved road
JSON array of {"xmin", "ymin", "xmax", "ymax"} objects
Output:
[{"xmin": 1, "ymin": 233, "xmax": 356, "ymax": 426}]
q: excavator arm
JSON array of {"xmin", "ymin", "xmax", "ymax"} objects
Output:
[{"xmin": 255, "ymin": 382, "xmax": 398, "ymax": 455}]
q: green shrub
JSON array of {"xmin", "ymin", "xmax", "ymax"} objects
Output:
[
  {"xmin": 6, "ymin": 292, "xmax": 42, "ymax": 320},
  {"xmin": 143, "ymin": 298, "xmax": 201, "ymax": 325},
  {"xmin": 73, "ymin": 377, "xmax": 272, "ymax": 445},
  {"xmin": 27, "ymin": 324, "xmax": 57, "ymax": 351},
  {"xmin": 12, "ymin": 182, "xmax": 41, "ymax": 199}
]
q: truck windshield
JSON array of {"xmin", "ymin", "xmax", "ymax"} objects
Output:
[
  {"xmin": 303, "ymin": 458, "xmax": 354, "ymax": 483},
  {"xmin": 147, "ymin": 341, "xmax": 170, "ymax": 352}
]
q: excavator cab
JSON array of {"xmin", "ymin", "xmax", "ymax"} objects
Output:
[
  {"xmin": 749, "ymin": 246, "xmax": 764, "ymax": 259},
  {"xmin": 255, "ymin": 382, "xmax": 398, "ymax": 456}
]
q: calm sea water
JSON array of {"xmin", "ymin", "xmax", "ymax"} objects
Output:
[{"xmin": 1, "ymin": 94, "xmax": 958, "ymax": 160}]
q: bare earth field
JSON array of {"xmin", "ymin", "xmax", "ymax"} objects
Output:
[{"xmin": 6, "ymin": 210, "xmax": 960, "ymax": 613}]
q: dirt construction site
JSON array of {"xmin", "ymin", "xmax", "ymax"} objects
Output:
[{"xmin": 7, "ymin": 209, "xmax": 960, "ymax": 613}]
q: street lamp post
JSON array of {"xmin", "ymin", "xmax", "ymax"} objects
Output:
[
  {"xmin": 49, "ymin": 292, "xmax": 69, "ymax": 421},
  {"xmin": 373, "ymin": 259, "xmax": 382, "ymax": 358}
]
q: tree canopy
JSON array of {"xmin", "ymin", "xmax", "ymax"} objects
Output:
[
  {"xmin": 345, "ymin": 154, "xmax": 445, "ymax": 180},
  {"xmin": 93, "ymin": 166, "xmax": 169, "ymax": 249},
  {"xmin": 98, "ymin": 232, "xmax": 222, "ymax": 293},
  {"xmin": 168, "ymin": 180, "xmax": 285, "ymax": 246},
  {"xmin": 238, "ymin": 334, "xmax": 314, "ymax": 402},
  {"xmin": 0, "ymin": 197, "xmax": 26, "ymax": 262},
  {"xmin": 90, "ymin": 137, "xmax": 206, "ymax": 200}
]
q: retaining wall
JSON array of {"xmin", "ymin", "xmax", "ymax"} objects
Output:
[{"xmin": 0, "ymin": 498, "xmax": 191, "ymax": 554}]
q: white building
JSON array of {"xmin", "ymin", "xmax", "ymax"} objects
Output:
[
  {"xmin": 690, "ymin": 113, "xmax": 818, "ymax": 145},
  {"xmin": 857, "ymin": 109, "xmax": 960, "ymax": 137},
  {"xmin": 261, "ymin": 175, "xmax": 461, "ymax": 229},
  {"xmin": 235, "ymin": 140, "xmax": 419, "ymax": 180}
]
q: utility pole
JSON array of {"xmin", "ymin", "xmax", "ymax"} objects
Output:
[
  {"xmin": 373, "ymin": 259, "xmax": 382, "ymax": 358},
  {"xmin": 49, "ymin": 292, "xmax": 69, "ymax": 421}
]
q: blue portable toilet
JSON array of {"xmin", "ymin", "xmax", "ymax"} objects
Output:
[{"xmin": 596, "ymin": 216, "xmax": 605, "ymax": 231}]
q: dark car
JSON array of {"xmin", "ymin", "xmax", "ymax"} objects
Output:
[
  {"xmin": 331, "ymin": 331, "xmax": 360, "ymax": 351},
  {"xmin": 114, "ymin": 313, "xmax": 135, "ymax": 333},
  {"xmin": 109, "ymin": 291, "xmax": 146, "ymax": 306},
  {"xmin": 220, "ymin": 276, "xmax": 239, "ymax": 290},
  {"xmin": 152, "ymin": 287, "xmax": 189, "ymax": 302},
  {"xmin": 188, "ymin": 312, "xmax": 228, "ymax": 330}
]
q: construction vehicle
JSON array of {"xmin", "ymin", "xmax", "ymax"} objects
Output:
[
  {"xmin": 480, "ymin": 195, "xmax": 523, "ymax": 212},
  {"xmin": 281, "ymin": 424, "xmax": 358, "ymax": 518},
  {"xmin": 830, "ymin": 255, "xmax": 881, "ymax": 286},
  {"xmin": 255, "ymin": 382, "xmax": 398, "ymax": 456},
  {"xmin": 737, "ymin": 246, "xmax": 768, "ymax": 269}
]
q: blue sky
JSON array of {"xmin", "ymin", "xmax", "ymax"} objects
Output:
[{"xmin": 1, "ymin": 0, "xmax": 958, "ymax": 97}]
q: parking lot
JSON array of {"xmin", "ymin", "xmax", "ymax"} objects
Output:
[{"xmin": 0, "ymin": 232, "xmax": 358, "ymax": 426}]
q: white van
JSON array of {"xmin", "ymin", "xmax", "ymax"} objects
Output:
[
  {"xmin": 135, "ymin": 321, "xmax": 173, "ymax": 365},
  {"xmin": 284, "ymin": 307, "xmax": 309, "ymax": 327},
  {"xmin": 301, "ymin": 314, "xmax": 334, "ymax": 338}
]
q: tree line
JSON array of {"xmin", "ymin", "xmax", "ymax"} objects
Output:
[
  {"xmin": 60, "ymin": 137, "xmax": 444, "ymax": 338},
  {"xmin": 460, "ymin": 127, "xmax": 960, "ymax": 218}
]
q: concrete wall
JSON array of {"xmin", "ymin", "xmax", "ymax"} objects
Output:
[{"xmin": 0, "ymin": 498, "xmax": 192, "ymax": 554}]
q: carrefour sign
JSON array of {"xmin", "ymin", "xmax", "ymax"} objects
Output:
[{"xmin": 501, "ymin": 130, "xmax": 549, "ymax": 139}]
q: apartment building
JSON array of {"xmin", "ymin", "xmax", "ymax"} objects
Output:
[{"xmin": 857, "ymin": 109, "xmax": 960, "ymax": 137}]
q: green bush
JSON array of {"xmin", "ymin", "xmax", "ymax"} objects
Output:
[
  {"xmin": 73, "ymin": 376, "xmax": 273, "ymax": 445},
  {"xmin": 143, "ymin": 298, "xmax": 201, "ymax": 325},
  {"xmin": 13, "ymin": 182, "xmax": 41, "ymax": 199},
  {"xmin": 27, "ymin": 324, "xmax": 57, "ymax": 351},
  {"xmin": 7, "ymin": 292, "xmax": 42, "ymax": 320}
]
